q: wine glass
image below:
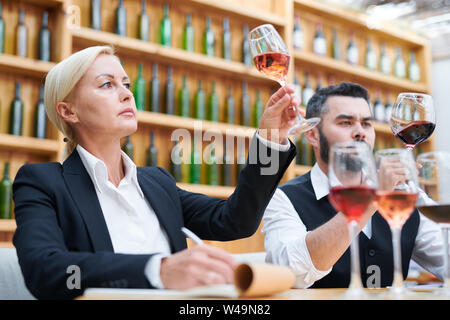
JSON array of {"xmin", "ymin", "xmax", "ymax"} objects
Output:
[
  {"xmin": 248, "ymin": 24, "xmax": 320, "ymax": 135},
  {"xmin": 416, "ymin": 151, "xmax": 450, "ymax": 297},
  {"xmin": 375, "ymin": 148, "xmax": 419, "ymax": 297},
  {"xmin": 390, "ymin": 93, "xmax": 435, "ymax": 150},
  {"xmin": 328, "ymin": 141, "xmax": 378, "ymax": 298}
]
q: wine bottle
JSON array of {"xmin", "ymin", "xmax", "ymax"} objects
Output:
[
  {"xmin": 165, "ymin": 66, "xmax": 174, "ymax": 115},
  {"xmin": 294, "ymin": 71, "xmax": 302, "ymax": 99},
  {"xmin": 222, "ymin": 18, "xmax": 231, "ymax": 60},
  {"xmin": 138, "ymin": 0, "xmax": 149, "ymax": 41},
  {"xmin": 373, "ymin": 91, "xmax": 385, "ymax": 123},
  {"xmin": 365, "ymin": 39, "xmax": 377, "ymax": 71},
  {"xmin": 221, "ymin": 146, "xmax": 232, "ymax": 186},
  {"xmin": 150, "ymin": 63, "xmax": 159, "ymax": 112},
  {"xmin": 208, "ymin": 81, "xmax": 219, "ymax": 122},
  {"xmin": 16, "ymin": 9, "xmax": 27, "ymax": 57},
  {"xmin": 408, "ymin": 52, "xmax": 420, "ymax": 82},
  {"xmin": 115, "ymin": 0, "xmax": 126, "ymax": 37},
  {"xmin": 313, "ymin": 23, "xmax": 326, "ymax": 56},
  {"xmin": 35, "ymin": 85, "xmax": 47, "ymax": 139},
  {"xmin": 295, "ymin": 136, "xmax": 301, "ymax": 165},
  {"xmin": 0, "ymin": 2, "xmax": 5, "ymax": 54},
  {"xmin": 331, "ymin": 28, "xmax": 340, "ymax": 60},
  {"xmin": 9, "ymin": 82, "xmax": 23, "ymax": 136},
  {"xmin": 170, "ymin": 138, "xmax": 182, "ymax": 182},
  {"xmin": 241, "ymin": 82, "xmax": 250, "ymax": 126},
  {"xmin": 384, "ymin": 93, "xmax": 392, "ymax": 124},
  {"xmin": 133, "ymin": 63, "xmax": 146, "ymax": 111},
  {"xmin": 346, "ymin": 33, "xmax": 358, "ymax": 65},
  {"xmin": 38, "ymin": 11, "xmax": 51, "ymax": 62},
  {"xmin": 253, "ymin": 89, "xmax": 264, "ymax": 128},
  {"xmin": 302, "ymin": 72, "xmax": 314, "ymax": 107},
  {"xmin": 181, "ymin": 139, "xmax": 190, "ymax": 183},
  {"xmin": 0, "ymin": 162, "xmax": 12, "ymax": 220},
  {"xmin": 300, "ymin": 134, "xmax": 309, "ymax": 166},
  {"xmin": 178, "ymin": 75, "xmax": 190, "ymax": 117},
  {"xmin": 236, "ymin": 143, "xmax": 246, "ymax": 182},
  {"xmin": 190, "ymin": 138, "xmax": 201, "ymax": 184},
  {"xmin": 122, "ymin": 136, "xmax": 133, "ymax": 160},
  {"xmin": 315, "ymin": 75, "xmax": 322, "ymax": 92},
  {"xmin": 194, "ymin": 80, "xmax": 205, "ymax": 120},
  {"xmin": 242, "ymin": 25, "xmax": 251, "ymax": 66},
  {"xmin": 204, "ymin": 17, "xmax": 215, "ymax": 57},
  {"xmin": 394, "ymin": 47, "xmax": 405, "ymax": 78},
  {"xmin": 91, "ymin": 0, "xmax": 101, "ymax": 30},
  {"xmin": 146, "ymin": 131, "xmax": 158, "ymax": 167},
  {"xmin": 379, "ymin": 44, "xmax": 391, "ymax": 75},
  {"xmin": 293, "ymin": 14, "xmax": 304, "ymax": 51},
  {"xmin": 206, "ymin": 143, "xmax": 218, "ymax": 185},
  {"xmin": 183, "ymin": 13, "xmax": 194, "ymax": 52},
  {"xmin": 160, "ymin": 4, "xmax": 171, "ymax": 47},
  {"xmin": 225, "ymin": 85, "xmax": 235, "ymax": 124}
]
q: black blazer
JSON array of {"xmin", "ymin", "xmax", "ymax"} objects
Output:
[{"xmin": 13, "ymin": 137, "xmax": 296, "ymax": 299}]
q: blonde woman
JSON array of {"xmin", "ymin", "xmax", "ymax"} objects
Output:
[{"xmin": 13, "ymin": 46, "xmax": 299, "ymax": 300}]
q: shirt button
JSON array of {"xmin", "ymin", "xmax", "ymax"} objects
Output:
[{"xmin": 368, "ymin": 249, "xmax": 376, "ymax": 257}]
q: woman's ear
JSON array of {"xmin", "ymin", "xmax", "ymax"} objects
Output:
[{"xmin": 56, "ymin": 101, "xmax": 79, "ymax": 124}]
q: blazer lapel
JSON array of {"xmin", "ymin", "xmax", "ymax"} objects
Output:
[
  {"xmin": 62, "ymin": 151, "xmax": 114, "ymax": 252},
  {"xmin": 137, "ymin": 169, "xmax": 186, "ymax": 252}
]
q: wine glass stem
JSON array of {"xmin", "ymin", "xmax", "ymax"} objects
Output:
[
  {"xmin": 348, "ymin": 220, "xmax": 363, "ymax": 289},
  {"xmin": 440, "ymin": 226, "xmax": 450, "ymax": 289},
  {"xmin": 391, "ymin": 226, "xmax": 404, "ymax": 289}
]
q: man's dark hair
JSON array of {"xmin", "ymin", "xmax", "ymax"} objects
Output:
[{"xmin": 305, "ymin": 82, "xmax": 370, "ymax": 120}]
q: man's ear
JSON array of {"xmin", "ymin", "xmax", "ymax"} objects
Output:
[
  {"xmin": 56, "ymin": 101, "xmax": 79, "ymax": 124},
  {"xmin": 305, "ymin": 126, "xmax": 320, "ymax": 148}
]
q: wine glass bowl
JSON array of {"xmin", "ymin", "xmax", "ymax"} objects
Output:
[
  {"xmin": 248, "ymin": 24, "xmax": 320, "ymax": 135},
  {"xmin": 390, "ymin": 93, "xmax": 435, "ymax": 150}
]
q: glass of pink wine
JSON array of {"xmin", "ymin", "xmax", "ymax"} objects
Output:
[
  {"xmin": 390, "ymin": 93, "xmax": 435, "ymax": 150},
  {"xmin": 375, "ymin": 148, "xmax": 419, "ymax": 298},
  {"xmin": 328, "ymin": 141, "xmax": 378, "ymax": 298},
  {"xmin": 417, "ymin": 151, "xmax": 450, "ymax": 297},
  {"xmin": 248, "ymin": 24, "xmax": 320, "ymax": 135}
]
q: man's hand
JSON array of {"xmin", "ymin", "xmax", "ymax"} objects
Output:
[
  {"xmin": 258, "ymin": 85, "xmax": 302, "ymax": 144},
  {"xmin": 160, "ymin": 244, "xmax": 239, "ymax": 289},
  {"xmin": 378, "ymin": 157, "xmax": 408, "ymax": 191}
]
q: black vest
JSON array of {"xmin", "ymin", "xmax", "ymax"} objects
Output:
[{"xmin": 280, "ymin": 172, "xmax": 420, "ymax": 288}]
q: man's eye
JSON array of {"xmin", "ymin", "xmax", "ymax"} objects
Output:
[
  {"xmin": 340, "ymin": 121, "xmax": 351, "ymax": 125},
  {"xmin": 363, "ymin": 122, "xmax": 372, "ymax": 127},
  {"xmin": 123, "ymin": 83, "xmax": 131, "ymax": 89}
]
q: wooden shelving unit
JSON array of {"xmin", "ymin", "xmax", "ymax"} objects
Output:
[
  {"xmin": 177, "ymin": 183, "xmax": 234, "ymax": 198},
  {"xmin": 0, "ymin": 220, "xmax": 16, "ymax": 233},
  {"xmin": 0, "ymin": 54, "xmax": 56, "ymax": 79},
  {"xmin": 0, "ymin": 134, "xmax": 61, "ymax": 155}
]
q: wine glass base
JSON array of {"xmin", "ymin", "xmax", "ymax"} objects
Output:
[{"xmin": 288, "ymin": 117, "xmax": 320, "ymax": 135}]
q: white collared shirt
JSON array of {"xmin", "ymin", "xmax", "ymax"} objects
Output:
[{"xmin": 262, "ymin": 163, "xmax": 447, "ymax": 288}]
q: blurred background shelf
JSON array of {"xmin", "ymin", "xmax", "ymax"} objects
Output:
[
  {"xmin": 0, "ymin": 220, "xmax": 16, "ymax": 233},
  {"xmin": 177, "ymin": 183, "xmax": 234, "ymax": 199},
  {"xmin": 0, "ymin": 54, "xmax": 56, "ymax": 79}
]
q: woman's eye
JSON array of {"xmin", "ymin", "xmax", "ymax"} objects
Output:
[{"xmin": 101, "ymin": 82, "xmax": 112, "ymax": 88}]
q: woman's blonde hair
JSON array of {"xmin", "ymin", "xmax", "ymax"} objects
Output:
[{"xmin": 44, "ymin": 45, "xmax": 116, "ymax": 157}]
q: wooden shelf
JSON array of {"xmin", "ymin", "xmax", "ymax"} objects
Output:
[
  {"xmin": 0, "ymin": 54, "xmax": 56, "ymax": 79},
  {"xmin": 137, "ymin": 111, "xmax": 256, "ymax": 138},
  {"xmin": 71, "ymin": 27, "xmax": 273, "ymax": 85},
  {"xmin": 293, "ymin": 50, "xmax": 428, "ymax": 93},
  {"xmin": 177, "ymin": 183, "xmax": 234, "ymax": 199},
  {"xmin": 0, "ymin": 134, "xmax": 61, "ymax": 156},
  {"xmin": 19, "ymin": 0, "xmax": 65, "ymax": 7},
  {"xmin": 0, "ymin": 219, "xmax": 16, "ymax": 233},
  {"xmin": 0, "ymin": 242, "xmax": 14, "ymax": 248},
  {"xmin": 294, "ymin": 165, "xmax": 311, "ymax": 176}
]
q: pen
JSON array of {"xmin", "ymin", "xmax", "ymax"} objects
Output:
[{"xmin": 181, "ymin": 227, "xmax": 204, "ymax": 245}]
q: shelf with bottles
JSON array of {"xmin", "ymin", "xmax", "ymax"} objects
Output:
[
  {"xmin": 0, "ymin": 53, "xmax": 55, "ymax": 78},
  {"xmin": 0, "ymin": 133, "xmax": 60, "ymax": 155}
]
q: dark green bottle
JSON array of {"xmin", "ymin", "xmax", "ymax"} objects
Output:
[
  {"xmin": 331, "ymin": 28, "xmax": 340, "ymax": 60},
  {"xmin": 160, "ymin": 4, "xmax": 171, "ymax": 47},
  {"xmin": 150, "ymin": 63, "xmax": 160, "ymax": 112},
  {"xmin": 0, "ymin": 162, "xmax": 12, "ymax": 220},
  {"xmin": 225, "ymin": 85, "xmax": 235, "ymax": 124},
  {"xmin": 91, "ymin": 0, "xmax": 101, "ymax": 30},
  {"xmin": 115, "ymin": 0, "xmax": 126, "ymax": 37},
  {"xmin": 194, "ymin": 80, "xmax": 205, "ymax": 120},
  {"xmin": 295, "ymin": 136, "xmax": 301, "ymax": 165},
  {"xmin": 236, "ymin": 143, "xmax": 246, "ymax": 182},
  {"xmin": 178, "ymin": 75, "xmax": 190, "ymax": 117},
  {"xmin": 241, "ymin": 82, "xmax": 250, "ymax": 126},
  {"xmin": 183, "ymin": 13, "xmax": 194, "ymax": 52},
  {"xmin": 190, "ymin": 138, "xmax": 201, "ymax": 184},
  {"xmin": 242, "ymin": 25, "xmax": 251, "ymax": 66},
  {"xmin": 206, "ymin": 143, "xmax": 218, "ymax": 185},
  {"xmin": 9, "ymin": 82, "xmax": 23, "ymax": 136},
  {"xmin": 253, "ymin": 89, "xmax": 264, "ymax": 128},
  {"xmin": 203, "ymin": 17, "xmax": 214, "ymax": 57},
  {"xmin": 122, "ymin": 136, "xmax": 133, "ymax": 160},
  {"xmin": 222, "ymin": 18, "xmax": 231, "ymax": 60},
  {"xmin": 35, "ymin": 85, "xmax": 47, "ymax": 139},
  {"xmin": 38, "ymin": 11, "xmax": 51, "ymax": 62},
  {"xmin": 222, "ymin": 146, "xmax": 232, "ymax": 186},
  {"xmin": 208, "ymin": 81, "xmax": 219, "ymax": 122},
  {"xmin": 138, "ymin": 0, "xmax": 149, "ymax": 41},
  {"xmin": 133, "ymin": 63, "xmax": 146, "ymax": 111},
  {"xmin": 146, "ymin": 131, "xmax": 158, "ymax": 166},
  {"xmin": 16, "ymin": 9, "xmax": 27, "ymax": 57},
  {"xmin": 170, "ymin": 138, "xmax": 182, "ymax": 182},
  {"xmin": 0, "ymin": 2, "xmax": 5, "ymax": 54},
  {"xmin": 300, "ymin": 134, "xmax": 309, "ymax": 166},
  {"xmin": 165, "ymin": 66, "xmax": 174, "ymax": 115}
]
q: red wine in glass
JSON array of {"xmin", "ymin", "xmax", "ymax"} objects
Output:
[
  {"xmin": 253, "ymin": 52, "xmax": 290, "ymax": 84},
  {"xmin": 329, "ymin": 185, "xmax": 376, "ymax": 222},
  {"xmin": 394, "ymin": 121, "xmax": 435, "ymax": 149}
]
